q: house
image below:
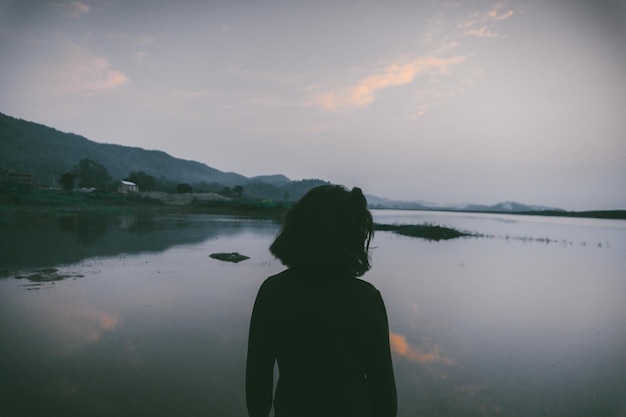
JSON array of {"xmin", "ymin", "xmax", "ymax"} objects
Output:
[
  {"xmin": 0, "ymin": 169, "xmax": 33, "ymax": 185},
  {"xmin": 118, "ymin": 180, "xmax": 139, "ymax": 193}
]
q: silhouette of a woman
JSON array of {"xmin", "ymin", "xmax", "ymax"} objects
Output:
[{"xmin": 246, "ymin": 185, "xmax": 397, "ymax": 417}]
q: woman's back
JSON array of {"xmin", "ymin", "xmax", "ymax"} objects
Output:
[
  {"xmin": 246, "ymin": 185, "xmax": 396, "ymax": 417},
  {"xmin": 247, "ymin": 268, "xmax": 396, "ymax": 417}
]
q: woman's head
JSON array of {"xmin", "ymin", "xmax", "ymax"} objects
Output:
[{"xmin": 269, "ymin": 184, "xmax": 373, "ymax": 277}]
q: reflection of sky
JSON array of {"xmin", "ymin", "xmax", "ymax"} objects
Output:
[
  {"xmin": 0, "ymin": 220, "xmax": 281, "ymax": 417},
  {"xmin": 7, "ymin": 304, "xmax": 113, "ymax": 352},
  {"xmin": 372, "ymin": 209, "xmax": 626, "ymax": 246},
  {"xmin": 1, "ymin": 213, "xmax": 625, "ymax": 416},
  {"xmin": 389, "ymin": 331, "xmax": 455, "ymax": 366},
  {"xmin": 368, "ymin": 213, "xmax": 626, "ymax": 416}
]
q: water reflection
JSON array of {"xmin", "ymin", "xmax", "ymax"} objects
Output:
[
  {"xmin": 0, "ymin": 211, "xmax": 625, "ymax": 417},
  {"xmin": 0, "ymin": 213, "xmax": 279, "ymax": 272},
  {"xmin": 369, "ymin": 211, "xmax": 626, "ymax": 417},
  {"xmin": 57, "ymin": 214, "xmax": 108, "ymax": 243},
  {"xmin": 0, "ymin": 215, "xmax": 278, "ymax": 417},
  {"xmin": 389, "ymin": 332, "xmax": 455, "ymax": 366}
]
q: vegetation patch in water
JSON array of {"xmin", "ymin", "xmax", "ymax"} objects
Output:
[
  {"xmin": 14, "ymin": 268, "xmax": 84, "ymax": 282},
  {"xmin": 374, "ymin": 223, "xmax": 472, "ymax": 241}
]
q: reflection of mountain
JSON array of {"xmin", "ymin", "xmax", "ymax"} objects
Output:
[{"xmin": 0, "ymin": 213, "xmax": 278, "ymax": 271}]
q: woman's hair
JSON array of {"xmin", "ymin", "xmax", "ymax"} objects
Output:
[{"xmin": 270, "ymin": 184, "xmax": 373, "ymax": 277}]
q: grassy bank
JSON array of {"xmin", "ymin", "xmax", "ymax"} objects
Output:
[
  {"xmin": 513, "ymin": 209, "xmax": 626, "ymax": 220},
  {"xmin": 3, "ymin": 188, "xmax": 624, "ymax": 221},
  {"xmin": 0, "ymin": 188, "xmax": 164, "ymax": 217},
  {"xmin": 0, "ymin": 188, "xmax": 289, "ymax": 220}
]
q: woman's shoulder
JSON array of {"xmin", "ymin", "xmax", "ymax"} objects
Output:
[
  {"xmin": 263, "ymin": 268, "xmax": 374, "ymax": 283},
  {"xmin": 260, "ymin": 268, "xmax": 380, "ymax": 296},
  {"xmin": 349, "ymin": 277, "xmax": 378, "ymax": 291},
  {"xmin": 260, "ymin": 269, "xmax": 291, "ymax": 287},
  {"xmin": 349, "ymin": 278, "xmax": 383, "ymax": 301}
]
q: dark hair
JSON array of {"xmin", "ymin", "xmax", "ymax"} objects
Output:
[{"xmin": 269, "ymin": 185, "xmax": 374, "ymax": 277}]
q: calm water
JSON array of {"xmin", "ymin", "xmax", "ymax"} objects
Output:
[{"xmin": 0, "ymin": 210, "xmax": 625, "ymax": 417}]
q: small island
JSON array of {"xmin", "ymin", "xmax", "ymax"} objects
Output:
[{"xmin": 374, "ymin": 223, "xmax": 473, "ymax": 241}]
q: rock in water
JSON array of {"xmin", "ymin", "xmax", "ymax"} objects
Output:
[{"xmin": 209, "ymin": 252, "xmax": 250, "ymax": 263}]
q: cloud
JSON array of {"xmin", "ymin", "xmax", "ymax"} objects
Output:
[
  {"xmin": 134, "ymin": 51, "xmax": 147, "ymax": 62},
  {"xmin": 311, "ymin": 56, "xmax": 464, "ymax": 110},
  {"xmin": 51, "ymin": 46, "xmax": 130, "ymax": 95},
  {"xmin": 53, "ymin": 1, "xmax": 91, "ymax": 18},
  {"xmin": 488, "ymin": 9, "xmax": 514, "ymax": 20},
  {"xmin": 106, "ymin": 33, "xmax": 156, "ymax": 48},
  {"xmin": 132, "ymin": 34, "xmax": 156, "ymax": 47},
  {"xmin": 411, "ymin": 103, "xmax": 430, "ymax": 119},
  {"xmin": 389, "ymin": 332, "xmax": 455, "ymax": 366},
  {"xmin": 487, "ymin": 3, "xmax": 514, "ymax": 21},
  {"xmin": 76, "ymin": 57, "xmax": 130, "ymax": 92},
  {"xmin": 173, "ymin": 89, "xmax": 210, "ymax": 99},
  {"xmin": 464, "ymin": 26, "xmax": 499, "ymax": 38},
  {"xmin": 458, "ymin": 3, "xmax": 513, "ymax": 38}
]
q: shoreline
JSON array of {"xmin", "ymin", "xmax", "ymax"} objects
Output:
[
  {"xmin": 372, "ymin": 207, "xmax": 626, "ymax": 221},
  {"xmin": 1, "ymin": 188, "xmax": 625, "ymax": 220}
]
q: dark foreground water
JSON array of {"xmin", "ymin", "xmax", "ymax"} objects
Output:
[{"xmin": 1, "ymin": 211, "xmax": 625, "ymax": 417}]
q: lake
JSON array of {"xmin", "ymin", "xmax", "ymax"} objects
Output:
[{"xmin": 1, "ymin": 210, "xmax": 625, "ymax": 417}]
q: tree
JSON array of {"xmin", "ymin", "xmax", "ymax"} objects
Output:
[
  {"xmin": 233, "ymin": 185, "xmax": 244, "ymax": 198},
  {"xmin": 58, "ymin": 172, "xmax": 77, "ymax": 191},
  {"xmin": 125, "ymin": 171, "xmax": 156, "ymax": 192},
  {"xmin": 75, "ymin": 158, "xmax": 112, "ymax": 190},
  {"xmin": 176, "ymin": 183, "xmax": 193, "ymax": 193},
  {"xmin": 220, "ymin": 186, "xmax": 233, "ymax": 197}
]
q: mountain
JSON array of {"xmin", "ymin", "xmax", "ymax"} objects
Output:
[
  {"xmin": 366, "ymin": 194, "xmax": 563, "ymax": 213},
  {"xmin": 1, "ymin": 112, "xmax": 566, "ymax": 212},
  {"xmin": 0, "ymin": 112, "xmax": 248, "ymax": 187},
  {"xmin": 463, "ymin": 201, "xmax": 563, "ymax": 213},
  {"xmin": 248, "ymin": 174, "xmax": 292, "ymax": 187},
  {"xmin": 366, "ymin": 195, "xmax": 433, "ymax": 210},
  {"xmin": 0, "ymin": 112, "xmax": 335, "ymax": 201},
  {"xmin": 368, "ymin": 198, "xmax": 563, "ymax": 213}
]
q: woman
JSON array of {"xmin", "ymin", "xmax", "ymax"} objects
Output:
[{"xmin": 246, "ymin": 185, "xmax": 397, "ymax": 417}]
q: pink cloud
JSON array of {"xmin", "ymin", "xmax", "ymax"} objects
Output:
[
  {"xmin": 73, "ymin": 55, "xmax": 130, "ymax": 92},
  {"xmin": 458, "ymin": 4, "xmax": 513, "ymax": 38},
  {"xmin": 41, "ymin": 46, "xmax": 131, "ymax": 96},
  {"xmin": 312, "ymin": 56, "xmax": 464, "ymax": 110},
  {"xmin": 488, "ymin": 9, "xmax": 514, "ymax": 20},
  {"xmin": 464, "ymin": 26, "xmax": 499, "ymax": 38}
]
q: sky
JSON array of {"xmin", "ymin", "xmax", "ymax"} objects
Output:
[{"xmin": 1, "ymin": 0, "xmax": 625, "ymax": 211}]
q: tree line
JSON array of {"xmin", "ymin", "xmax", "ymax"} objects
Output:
[
  {"xmin": 53, "ymin": 158, "xmax": 329, "ymax": 202},
  {"xmin": 57, "ymin": 158, "xmax": 243, "ymax": 196}
]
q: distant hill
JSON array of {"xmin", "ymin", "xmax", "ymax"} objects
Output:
[
  {"xmin": 0, "ymin": 112, "xmax": 248, "ymax": 187},
  {"xmin": 248, "ymin": 174, "xmax": 291, "ymax": 187},
  {"xmin": 464, "ymin": 201, "xmax": 563, "ymax": 213},
  {"xmin": 0, "ymin": 112, "xmax": 335, "ymax": 201},
  {"xmin": 1, "ymin": 112, "xmax": 571, "ymax": 212},
  {"xmin": 367, "ymin": 196, "xmax": 563, "ymax": 213}
]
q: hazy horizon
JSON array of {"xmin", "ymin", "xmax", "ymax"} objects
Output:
[{"xmin": 1, "ymin": 0, "xmax": 625, "ymax": 211}]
